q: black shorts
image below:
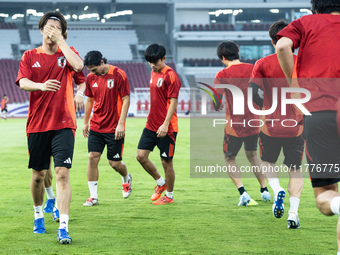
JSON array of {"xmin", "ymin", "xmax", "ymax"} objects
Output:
[
  {"xmin": 223, "ymin": 133, "xmax": 258, "ymax": 157},
  {"xmin": 137, "ymin": 128, "xmax": 177, "ymax": 159},
  {"xmin": 27, "ymin": 129, "xmax": 75, "ymax": 171},
  {"xmin": 1, "ymin": 108, "xmax": 7, "ymax": 113},
  {"xmin": 259, "ymin": 132, "xmax": 304, "ymax": 169},
  {"xmin": 303, "ymin": 111, "xmax": 340, "ymax": 187},
  {"xmin": 88, "ymin": 130, "xmax": 124, "ymax": 161}
]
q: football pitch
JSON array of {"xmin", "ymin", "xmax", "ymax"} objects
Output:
[{"xmin": 0, "ymin": 117, "xmax": 337, "ymax": 254}]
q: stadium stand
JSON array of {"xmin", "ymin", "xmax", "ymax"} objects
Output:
[
  {"xmin": 29, "ymin": 29, "xmax": 138, "ymax": 61},
  {"xmin": 0, "ymin": 29, "xmax": 20, "ymax": 59}
]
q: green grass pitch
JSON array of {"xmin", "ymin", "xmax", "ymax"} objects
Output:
[{"xmin": 0, "ymin": 117, "xmax": 337, "ymax": 254}]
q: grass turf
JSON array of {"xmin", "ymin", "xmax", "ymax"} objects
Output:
[{"xmin": 0, "ymin": 117, "xmax": 337, "ymax": 254}]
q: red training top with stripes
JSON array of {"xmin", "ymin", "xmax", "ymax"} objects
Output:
[
  {"xmin": 250, "ymin": 53, "xmax": 303, "ymax": 137},
  {"xmin": 15, "ymin": 46, "xmax": 81, "ymax": 133},
  {"xmin": 146, "ymin": 65, "xmax": 181, "ymax": 133},
  {"xmin": 85, "ymin": 65, "xmax": 130, "ymax": 133},
  {"xmin": 277, "ymin": 14, "xmax": 340, "ymax": 112},
  {"xmin": 215, "ymin": 63, "xmax": 260, "ymax": 137}
]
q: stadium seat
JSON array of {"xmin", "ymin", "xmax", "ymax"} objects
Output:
[
  {"xmin": 248, "ymin": 24, "xmax": 254, "ymax": 30},
  {"xmin": 229, "ymin": 24, "xmax": 235, "ymax": 31},
  {"xmin": 243, "ymin": 24, "xmax": 248, "ymax": 31},
  {"xmin": 223, "ymin": 24, "xmax": 229, "ymax": 31},
  {"xmin": 193, "ymin": 24, "xmax": 198, "ymax": 31},
  {"xmin": 217, "ymin": 24, "xmax": 222, "ymax": 31},
  {"xmin": 180, "ymin": 24, "xmax": 185, "ymax": 31},
  {"xmin": 198, "ymin": 24, "xmax": 204, "ymax": 31},
  {"xmin": 186, "ymin": 24, "xmax": 192, "ymax": 31},
  {"xmin": 211, "ymin": 23, "xmax": 216, "ymax": 31},
  {"xmin": 205, "ymin": 24, "xmax": 210, "ymax": 31}
]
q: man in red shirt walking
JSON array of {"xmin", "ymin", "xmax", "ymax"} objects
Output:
[
  {"xmin": 213, "ymin": 41, "xmax": 270, "ymax": 206},
  {"xmin": 276, "ymin": 0, "xmax": 340, "ymax": 250},
  {"xmin": 250, "ymin": 20, "xmax": 304, "ymax": 228},
  {"xmin": 82, "ymin": 51, "xmax": 132, "ymax": 206},
  {"xmin": 136, "ymin": 44, "xmax": 181, "ymax": 204},
  {"xmin": 15, "ymin": 11, "xmax": 83, "ymax": 244}
]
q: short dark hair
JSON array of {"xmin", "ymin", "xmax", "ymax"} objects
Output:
[
  {"xmin": 216, "ymin": 41, "xmax": 239, "ymax": 61},
  {"xmin": 3, "ymin": 94, "xmax": 7, "ymax": 98},
  {"xmin": 39, "ymin": 11, "xmax": 67, "ymax": 39},
  {"xmin": 311, "ymin": 0, "xmax": 340, "ymax": 14},
  {"xmin": 84, "ymin": 50, "xmax": 107, "ymax": 66},
  {"xmin": 269, "ymin": 20, "xmax": 288, "ymax": 45},
  {"xmin": 144, "ymin": 44, "xmax": 166, "ymax": 63}
]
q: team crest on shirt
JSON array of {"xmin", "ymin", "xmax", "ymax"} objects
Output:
[
  {"xmin": 157, "ymin": 78, "xmax": 163, "ymax": 87},
  {"xmin": 107, "ymin": 79, "xmax": 114, "ymax": 89},
  {"xmin": 57, "ymin": 56, "xmax": 67, "ymax": 68}
]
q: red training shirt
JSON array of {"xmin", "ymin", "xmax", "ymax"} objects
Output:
[
  {"xmin": 250, "ymin": 53, "xmax": 303, "ymax": 137},
  {"xmin": 215, "ymin": 63, "xmax": 260, "ymax": 137},
  {"xmin": 277, "ymin": 14, "xmax": 340, "ymax": 112},
  {"xmin": 16, "ymin": 46, "xmax": 81, "ymax": 133},
  {"xmin": 85, "ymin": 65, "xmax": 130, "ymax": 133},
  {"xmin": 146, "ymin": 65, "xmax": 181, "ymax": 133}
]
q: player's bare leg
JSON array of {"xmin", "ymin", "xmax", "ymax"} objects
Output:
[
  {"xmin": 313, "ymin": 183, "xmax": 339, "ymax": 216},
  {"xmin": 224, "ymin": 155, "xmax": 242, "ymax": 188},
  {"xmin": 31, "ymin": 169, "xmax": 47, "ymax": 234},
  {"xmin": 337, "ymin": 218, "xmax": 340, "ymax": 253},
  {"xmin": 87, "ymin": 152, "xmax": 101, "ymax": 181},
  {"xmin": 224, "ymin": 155, "xmax": 252, "ymax": 206},
  {"xmin": 161, "ymin": 158, "xmax": 175, "ymax": 193},
  {"xmin": 287, "ymin": 169, "xmax": 304, "ymax": 228},
  {"xmin": 136, "ymin": 149, "xmax": 161, "ymax": 180},
  {"xmin": 109, "ymin": 160, "xmax": 128, "ymax": 177},
  {"xmin": 31, "ymin": 169, "xmax": 47, "ymax": 207},
  {"xmin": 43, "ymin": 167, "xmax": 56, "ymax": 215},
  {"xmin": 55, "ymin": 167, "xmax": 71, "ymax": 231},
  {"xmin": 245, "ymin": 150, "xmax": 266, "ymax": 187}
]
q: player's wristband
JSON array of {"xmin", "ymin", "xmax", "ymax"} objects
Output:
[{"xmin": 76, "ymin": 91, "xmax": 84, "ymax": 97}]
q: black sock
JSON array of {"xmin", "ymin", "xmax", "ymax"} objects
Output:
[
  {"xmin": 261, "ymin": 187, "xmax": 268, "ymax": 193},
  {"xmin": 238, "ymin": 186, "xmax": 246, "ymax": 195}
]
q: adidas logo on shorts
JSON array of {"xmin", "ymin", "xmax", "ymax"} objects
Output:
[
  {"xmin": 161, "ymin": 152, "xmax": 167, "ymax": 157},
  {"xmin": 63, "ymin": 157, "xmax": 72, "ymax": 164},
  {"xmin": 113, "ymin": 153, "xmax": 120, "ymax": 159}
]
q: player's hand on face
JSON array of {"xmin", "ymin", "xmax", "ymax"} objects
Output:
[
  {"xmin": 115, "ymin": 123, "xmax": 125, "ymax": 140},
  {"xmin": 156, "ymin": 124, "xmax": 168, "ymax": 138},
  {"xmin": 83, "ymin": 123, "xmax": 89, "ymax": 138},
  {"xmin": 41, "ymin": 80, "xmax": 60, "ymax": 92},
  {"xmin": 44, "ymin": 25, "xmax": 63, "ymax": 44}
]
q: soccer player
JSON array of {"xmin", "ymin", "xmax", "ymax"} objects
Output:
[
  {"xmin": 15, "ymin": 11, "xmax": 84, "ymax": 244},
  {"xmin": 276, "ymin": 0, "xmax": 340, "ymax": 250},
  {"xmin": 249, "ymin": 20, "xmax": 304, "ymax": 228},
  {"xmin": 42, "ymin": 33, "xmax": 86, "ymax": 222},
  {"xmin": 213, "ymin": 41, "xmax": 270, "ymax": 206},
  {"xmin": 82, "ymin": 50, "xmax": 132, "ymax": 206},
  {"xmin": 136, "ymin": 43, "xmax": 181, "ymax": 205},
  {"xmin": 44, "ymin": 74, "xmax": 86, "ymax": 221},
  {"xmin": 0, "ymin": 94, "xmax": 9, "ymax": 119}
]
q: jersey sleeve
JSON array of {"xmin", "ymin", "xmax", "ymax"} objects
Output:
[
  {"xmin": 166, "ymin": 70, "xmax": 181, "ymax": 99},
  {"xmin": 85, "ymin": 75, "xmax": 93, "ymax": 97},
  {"xmin": 117, "ymin": 68, "xmax": 130, "ymax": 98},
  {"xmin": 277, "ymin": 19, "xmax": 303, "ymax": 50},
  {"xmin": 249, "ymin": 60, "xmax": 264, "ymax": 90},
  {"xmin": 73, "ymin": 70, "xmax": 85, "ymax": 85},
  {"xmin": 15, "ymin": 50, "xmax": 32, "ymax": 86},
  {"xmin": 214, "ymin": 71, "xmax": 224, "ymax": 95}
]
